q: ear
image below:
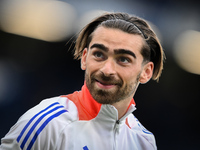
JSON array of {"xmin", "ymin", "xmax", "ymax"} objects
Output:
[
  {"xmin": 81, "ymin": 48, "xmax": 88, "ymax": 70},
  {"xmin": 139, "ymin": 62, "xmax": 154, "ymax": 84}
]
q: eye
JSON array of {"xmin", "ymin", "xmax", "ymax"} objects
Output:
[
  {"xmin": 94, "ymin": 52, "xmax": 103, "ymax": 58},
  {"xmin": 93, "ymin": 51, "xmax": 105, "ymax": 60},
  {"xmin": 118, "ymin": 56, "xmax": 131, "ymax": 64}
]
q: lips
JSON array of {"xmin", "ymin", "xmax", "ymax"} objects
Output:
[
  {"xmin": 95, "ymin": 79, "xmax": 118, "ymax": 89},
  {"xmin": 96, "ymin": 79, "xmax": 113, "ymax": 85}
]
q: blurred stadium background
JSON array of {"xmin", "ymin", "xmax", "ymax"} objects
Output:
[{"xmin": 0, "ymin": 0, "xmax": 200, "ymax": 149}]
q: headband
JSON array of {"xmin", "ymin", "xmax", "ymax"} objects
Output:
[{"xmin": 131, "ymin": 23, "xmax": 148, "ymax": 39}]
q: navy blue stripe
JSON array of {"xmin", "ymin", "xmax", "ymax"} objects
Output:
[
  {"xmin": 138, "ymin": 123, "xmax": 152, "ymax": 134},
  {"xmin": 20, "ymin": 105, "xmax": 64, "ymax": 149},
  {"xmin": 17, "ymin": 102, "xmax": 59, "ymax": 142},
  {"xmin": 135, "ymin": 117, "xmax": 152, "ymax": 134},
  {"xmin": 83, "ymin": 146, "xmax": 89, "ymax": 150},
  {"xmin": 142, "ymin": 130, "xmax": 153, "ymax": 134},
  {"xmin": 26, "ymin": 109, "xmax": 67, "ymax": 150}
]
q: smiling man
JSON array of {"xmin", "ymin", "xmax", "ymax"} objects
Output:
[
  {"xmin": 82, "ymin": 26, "xmax": 154, "ymax": 119},
  {"xmin": 0, "ymin": 12, "xmax": 165, "ymax": 150}
]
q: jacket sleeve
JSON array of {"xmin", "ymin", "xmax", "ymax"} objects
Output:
[{"xmin": 0, "ymin": 97, "xmax": 74, "ymax": 150}]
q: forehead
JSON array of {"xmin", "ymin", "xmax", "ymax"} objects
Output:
[{"xmin": 89, "ymin": 26, "xmax": 144, "ymax": 53}]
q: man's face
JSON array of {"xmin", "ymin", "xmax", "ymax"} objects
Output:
[{"xmin": 81, "ymin": 26, "xmax": 153, "ymax": 104}]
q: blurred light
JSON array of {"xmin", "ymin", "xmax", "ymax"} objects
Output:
[
  {"xmin": 173, "ymin": 30, "xmax": 200, "ymax": 75},
  {"xmin": 0, "ymin": 0, "xmax": 77, "ymax": 42},
  {"xmin": 77, "ymin": 10, "xmax": 163, "ymax": 43},
  {"xmin": 77, "ymin": 10, "xmax": 107, "ymax": 31}
]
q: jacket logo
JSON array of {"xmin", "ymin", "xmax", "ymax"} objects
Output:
[{"xmin": 83, "ymin": 146, "xmax": 89, "ymax": 150}]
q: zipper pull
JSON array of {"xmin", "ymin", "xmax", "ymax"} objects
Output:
[{"xmin": 116, "ymin": 120, "xmax": 120, "ymax": 124}]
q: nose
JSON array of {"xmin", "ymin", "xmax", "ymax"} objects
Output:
[{"xmin": 100, "ymin": 59, "xmax": 116, "ymax": 76}]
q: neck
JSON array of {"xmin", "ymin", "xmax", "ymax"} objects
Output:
[
  {"xmin": 112, "ymin": 85, "xmax": 138, "ymax": 120},
  {"xmin": 112, "ymin": 97, "xmax": 134, "ymax": 120}
]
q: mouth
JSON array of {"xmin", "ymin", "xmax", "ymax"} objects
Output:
[{"xmin": 95, "ymin": 79, "xmax": 118, "ymax": 89}]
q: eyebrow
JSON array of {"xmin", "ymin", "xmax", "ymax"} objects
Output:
[
  {"xmin": 90, "ymin": 43, "xmax": 108, "ymax": 52},
  {"xmin": 90, "ymin": 43, "xmax": 136, "ymax": 59},
  {"xmin": 114, "ymin": 49, "xmax": 136, "ymax": 59}
]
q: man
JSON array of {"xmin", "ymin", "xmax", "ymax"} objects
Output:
[{"xmin": 0, "ymin": 12, "xmax": 165, "ymax": 150}]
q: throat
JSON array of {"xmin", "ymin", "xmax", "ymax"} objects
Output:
[{"xmin": 112, "ymin": 97, "xmax": 133, "ymax": 119}]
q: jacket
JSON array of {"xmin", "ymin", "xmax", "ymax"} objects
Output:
[{"xmin": 0, "ymin": 84, "xmax": 157, "ymax": 150}]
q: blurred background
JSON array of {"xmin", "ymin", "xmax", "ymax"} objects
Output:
[{"xmin": 0, "ymin": 0, "xmax": 200, "ymax": 149}]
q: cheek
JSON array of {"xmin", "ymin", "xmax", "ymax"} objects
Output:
[
  {"xmin": 120, "ymin": 69, "xmax": 141, "ymax": 83},
  {"xmin": 85, "ymin": 61, "xmax": 99, "ymax": 75},
  {"xmin": 118, "ymin": 71, "xmax": 130, "ymax": 83}
]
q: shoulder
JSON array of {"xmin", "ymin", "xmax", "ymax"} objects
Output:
[
  {"xmin": 127, "ymin": 114, "xmax": 157, "ymax": 150},
  {"xmin": 21, "ymin": 96, "xmax": 78, "ymax": 120},
  {"xmin": 1, "ymin": 96, "xmax": 78, "ymax": 150},
  {"xmin": 16, "ymin": 96, "xmax": 79, "ymax": 129}
]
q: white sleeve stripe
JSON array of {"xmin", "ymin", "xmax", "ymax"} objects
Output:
[{"xmin": 16, "ymin": 102, "xmax": 67, "ymax": 150}]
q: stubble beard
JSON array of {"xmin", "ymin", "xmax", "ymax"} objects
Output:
[{"xmin": 85, "ymin": 71, "xmax": 140, "ymax": 105}]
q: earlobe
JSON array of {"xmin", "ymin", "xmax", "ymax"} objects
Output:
[
  {"xmin": 81, "ymin": 48, "xmax": 88, "ymax": 70},
  {"xmin": 139, "ymin": 62, "xmax": 154, "ymax": 84}
]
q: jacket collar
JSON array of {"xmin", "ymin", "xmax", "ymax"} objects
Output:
[{"xmin": 66, "ymin": 83, "xmax": 136, "ymax": 121}]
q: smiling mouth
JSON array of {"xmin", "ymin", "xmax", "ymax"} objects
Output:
[{"xmin": 95, "ymin": 79, "xmax": 118, "ymax": 89}]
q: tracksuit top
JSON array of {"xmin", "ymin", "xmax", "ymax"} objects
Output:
[{"xmin": 0, "ymin": 83, "xmax": 157, "ymax": 150}]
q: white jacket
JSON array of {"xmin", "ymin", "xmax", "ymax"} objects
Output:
[{"xmin": 0, "ymin": 84, "xmax": 157, "ymax": 150}]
